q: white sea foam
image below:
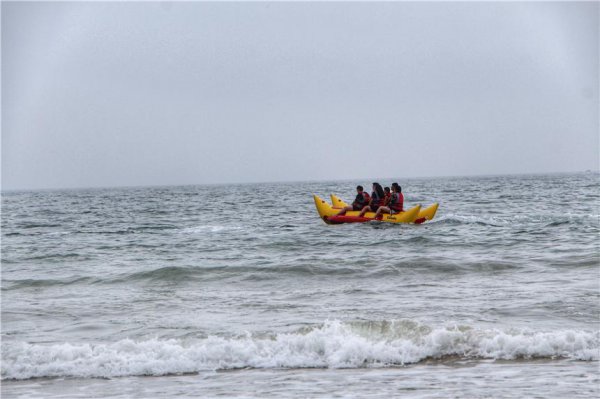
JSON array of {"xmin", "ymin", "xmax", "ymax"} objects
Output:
[
  {"xmin": 180, "ymin": 225, "xmax": 243, "ymax": 234},
  {"xmin": 433, "ymin": 212, "xmax": 592, "ymax": 227},
  {"xmin": 2, "ymin": 321, "xmax": 598, "ymax": 380}
]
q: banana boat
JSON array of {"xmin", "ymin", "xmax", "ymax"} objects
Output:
[{"xmin": 314, "ymin": 194, "xmax": 439, "ymax": 225}]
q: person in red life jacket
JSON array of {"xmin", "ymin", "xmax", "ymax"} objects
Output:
[
  {"xmin": 335, "ymin": 185, "xmax": 371, "ymax": 216},
  {"xmin": 375, "ymin": 182, "xmax": 404, "ymax": 219},
  {"xmin": 358, "ymin": 182, "xmax": 385, "ymax": 217},
  {"xmin": 383, "ymin": 187, "xmax": 391, "ymax": 206}
]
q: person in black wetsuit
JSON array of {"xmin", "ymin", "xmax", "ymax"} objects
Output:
[
  {"xmin": 358, "ymin": 183, "xmax": 385, "ymax": 217},
  {"xmin": 335, "ymin": 185, "xmax": 371, "ymax": 216}
]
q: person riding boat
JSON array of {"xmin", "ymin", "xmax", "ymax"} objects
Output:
[
  {"xmin": 335, "ymin": 185, "xmax": 370, "ymax": 216},
  {"xmin": 375, "ymin": 183, "xmax": 404, "ymax": 219},
  {"xmin": 383, "ymin": 187, "xmax": 391, "ymax": 206},
  {"xmin": 358, "ymin": 183, "xmax": 385, "ymax": 217}
]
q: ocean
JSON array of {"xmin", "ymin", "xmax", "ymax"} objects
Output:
[{"xmin": 1, "ymin": 172, "xmax": 598, "ymax": 398}]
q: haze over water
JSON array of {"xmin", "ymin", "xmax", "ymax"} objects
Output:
[
  {"xmin": 1, "ymin": 172, "xmax": 598, "ymax": 397},
  {"xmin": 3, "ymin": 2, "xmax": 598, "ymax": 190}
]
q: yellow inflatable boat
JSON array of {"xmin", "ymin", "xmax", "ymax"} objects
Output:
[{"xmin": 314, "ymin": 194, "xmax": 439, "ymax": 225}]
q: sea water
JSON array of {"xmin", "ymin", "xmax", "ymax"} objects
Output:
[{"xmin": 1, "ymin": 173, "xmax": 598, "ymax": 398}]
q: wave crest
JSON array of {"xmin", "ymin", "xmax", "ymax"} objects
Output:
[{"xmin": 2, "ymin": 320, "xmax": 598, "ymax": 380}]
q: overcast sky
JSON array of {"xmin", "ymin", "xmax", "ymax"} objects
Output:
[{"xmin": 2, "ymin": 1, "xmax": 598, "ymax": 190}]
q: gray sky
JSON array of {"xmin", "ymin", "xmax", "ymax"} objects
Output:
[{"xmin": 2, "ymin": 1, "xmax": 598, "ymax": 190}]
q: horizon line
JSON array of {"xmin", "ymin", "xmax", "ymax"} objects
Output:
[{"xmin": 1, "ymin": 169, "xmax": 597, "ymax": 193}]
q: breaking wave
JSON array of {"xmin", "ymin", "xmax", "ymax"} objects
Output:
[{"xmin": 2, "ymin": 320, "xmax": 598, "ymax": 380}]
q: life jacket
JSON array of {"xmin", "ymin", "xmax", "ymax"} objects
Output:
[
  {"xmin": 361, "ymin": 192, "xmax": 370, "ymax": 204},
  {"xmin": 390, "ymin": 192, "xmax": 404, "ymax": 212},
  {"xmin": 384, "ymin": 193, "xmax": 391, "ymax": 205},
  {"xmin": 354, "ymin": 192, "xmax": 370, "ymax": 206},
  {"xmin": 371, "ymin": 191, "xmax": 382, "ymax": 207}
]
